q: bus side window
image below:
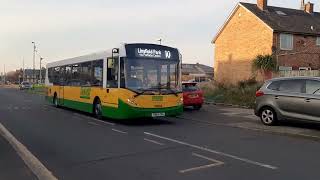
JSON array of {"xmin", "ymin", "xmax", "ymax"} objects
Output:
[
  {"xmin": 107, "ymin": 58, "xmax": 118, "ymax": 88},
  {"xmin": 92, "ymin": 60, "xmax": 103, "ymax": 87},
  {"xmin": 80, "ymin": 62, "xmax": 92, "ymax": 86},
  {"xmin": 53, "ymin": 67, "xmax": 60, "ymax": 85},
  {"xmin": 48, "ymin": 68, "xmax": 53, "ymax": 83}
]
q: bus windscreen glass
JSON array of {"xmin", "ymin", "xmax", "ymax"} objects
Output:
[{"xmin": 124, "ymin": 58, "xmax": 180, "ymax": 94}]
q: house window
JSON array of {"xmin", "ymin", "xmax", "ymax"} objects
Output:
[
  {"xmin": 280, "ymin": 34, "xmax": 293, "ymax": 50},
  {"xmin": 317, "ymin": 37, "xmax": 320, "ymax": 46}
]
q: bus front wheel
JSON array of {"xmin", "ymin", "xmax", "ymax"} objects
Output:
[{"xmin": 93, "ymin": 99, "xmax": 103, "ymax": 119}]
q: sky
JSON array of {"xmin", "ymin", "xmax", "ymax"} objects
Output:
[{"xmin": 1, "ymin": 0, "xmax": 318, "ymax": 72}]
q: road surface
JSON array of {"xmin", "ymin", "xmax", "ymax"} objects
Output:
[{"xmin": 0, "ymin": 87, "xmax": 320, "ymax": 180}]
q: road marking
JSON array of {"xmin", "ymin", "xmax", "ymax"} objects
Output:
[
  {"xmin": 93, "ymin": 119, "xmax": 115, "ymax": 126},
  {"xmin": 112, "ymin": 128, "xmax": 128, "ymax": 134},
  {"xmin": 144, "ymin": 132, "xmax": 278, "ymax": 170},
  {"xmin": 0, "ymin": 122, "xmax": 58, "ymax": 180},
  {"xmin": 88, "ymin": 122, "xmax": 100, "ymax": 126},
  {"xmin": 144, "ymin": 138, "xmax": 164, "ymax": 146},
  {"xmin": 73, "ymin": 113, "xmax": 115, "ymax": 126},
  {"xmin": 179, "ymin": 153, "xmax": 224, "ymax": 173}
]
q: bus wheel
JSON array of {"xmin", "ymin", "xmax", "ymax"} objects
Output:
[
  {"xmin": 93, "ymin": 99, "xmax": 103, "ymax": 119},
  {"xmin": 53, "ymin": 94, "xmax": 59, "ymax": 108}
]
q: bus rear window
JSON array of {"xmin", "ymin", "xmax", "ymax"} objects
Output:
[{"xmin": 182, "ymin": 83, "xmax": 199, "ymax": 92}]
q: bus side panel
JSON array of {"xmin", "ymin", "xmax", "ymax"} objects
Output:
[
  {"xmin": 62, "ymin": 86, "xmax": 93, "ymax": 113},
  {"xmin": 46, "ymin": 86, "xmax": 60, "ymax": 103}
]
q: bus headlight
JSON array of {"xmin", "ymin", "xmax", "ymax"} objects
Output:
[{"xmin": 127, "ymin": 98, "xmax": 138, "ymax": 106}]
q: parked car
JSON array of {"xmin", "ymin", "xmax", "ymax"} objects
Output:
[
  {"xmin": 182, "ymin": 82, "xmax": 204, "ymax": 110},
  {"xmin": 20, "ymin": 81, "xmax": 32, "ymax": 90},
  {"xmin": 255, "ymin": 77, "xmax": 320, "ymax": 126}
]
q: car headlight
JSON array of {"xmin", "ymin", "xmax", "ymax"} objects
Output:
[{"xmin": 178, "ymin": 97, "xmax": 183, "ymax": 105}]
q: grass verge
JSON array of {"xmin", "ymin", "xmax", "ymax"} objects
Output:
[{"xmin": 200, "ymin": 81, "xmax": 261, "ymax": 108}]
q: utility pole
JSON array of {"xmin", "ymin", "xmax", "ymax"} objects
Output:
[
  {"xmin": 3, "ymin": 64, "xmax": 5, "ymax": 84},
  {"xmin": 157, "ymin": 38, "xmax": 162, "ymax": 45},
  {"xmin": 32, "ymin": 42, "xmax": 36, "ymax": 83},
  {"xmin": 22, "ymin": 57, "xmax": 25, "ymax": 82},
  {"xmin": 39, "ymin": 57, "xmax": 43, "ymax": 84}
]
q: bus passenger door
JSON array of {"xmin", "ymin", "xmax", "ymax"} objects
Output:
[{"xmin": 59, "ymin": 86, "xmax": 64, "ymax": 105}]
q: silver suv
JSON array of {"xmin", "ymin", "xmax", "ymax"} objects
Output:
[{"xmin": 255, "ymin": 77, "xmax": 320, "ymax": 126}]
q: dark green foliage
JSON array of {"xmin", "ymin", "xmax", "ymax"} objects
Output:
[{"xmin": 252, "ymin": 54, "xmax": 277, "ymax": 72}]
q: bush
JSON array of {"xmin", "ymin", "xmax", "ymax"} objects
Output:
[
  {"xmin": 201, "ymin": 80, "xmax": 261, "ymax": 108},
  {"xmin": 238, "ymin": 77, "xmax": 257, "ymax": 88},
  {"xmin": 252, "ymin": 54, "xmax": 277, "ymax": 72}
]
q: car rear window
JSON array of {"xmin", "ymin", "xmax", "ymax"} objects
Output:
[
  {"xmin": 267, "ymin": 81, "xmax": 281, "ymax": 91},
  {"xmin": 268, "ymin": 80, "xmax": 305, "ymax": 93},
  {"xmin": 182, "ymin": 83, "xmax": 199, "ymax": 92}
]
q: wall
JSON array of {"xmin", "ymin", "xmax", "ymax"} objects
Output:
[
  {"xmin": 214, "ymin": 5, "xmax": 273, "ymax": 85},
  {"xmin": 275, "ymin": 34, "xmax": 320, "ymax": 70}
]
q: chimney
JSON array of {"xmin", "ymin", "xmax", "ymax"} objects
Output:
[
  {"xmin": 257, "ymin": 0, "xmax": 268, "ymax": 11},
  {"xmin": 301, "ymin": 0, "xmax": 305, "ymax": 10},
  {"xmin": 304, "ymin": 2, "xmax": 314, "ymax": 14}
]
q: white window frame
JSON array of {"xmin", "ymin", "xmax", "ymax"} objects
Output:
[
  {"xmin": 280, "ymin": 33, "xmax": 293, "ymax": 50},
  {"xmin": 316, "ymin": 37, "xmax": 320, "ymax": 46},
  {"xmin": 299, "ymin": 67, "xmax": 311, "ymax": 71}
]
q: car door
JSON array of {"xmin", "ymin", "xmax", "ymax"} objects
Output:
[
  {"xmin": 274, "ymin": 79, "xmax": 306, "ymax": 119},
  {"xmin": 300, "ymin": 79, "xmax": 320, "ymax": 121}
]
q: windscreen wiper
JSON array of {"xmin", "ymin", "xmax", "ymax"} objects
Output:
[
  {"xmin": 154, "ymin": 85, "xmax": 179, "ymax": 96},
  {"xmin": 133, "ymin": 88, "xmax": 157, "ymax": 97}
]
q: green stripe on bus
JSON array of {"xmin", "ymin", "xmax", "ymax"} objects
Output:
[{"xmin": 46, "ymin": 96, "xmax": 183, "ymax": 119}]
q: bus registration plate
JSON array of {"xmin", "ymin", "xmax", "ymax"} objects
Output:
[{"xmin": 152, "ymin": 112, "xmax": 166, "ymax": 117}]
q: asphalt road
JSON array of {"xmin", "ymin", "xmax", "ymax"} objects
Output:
[{"xmin": 1, "ymin": 87, "xmax": 320, "ymax": 180}]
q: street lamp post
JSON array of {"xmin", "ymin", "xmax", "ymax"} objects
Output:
[
  {"xmin": 3, "ymin": 64, "xmax": 5, "ymax": 84},
  {"xmin": 32, "ymin": 42, "xmax": 36, "ymax": 83},
  {"xmin": 39, "ymin": 57, "xmax": 43, "ymax": 84}
]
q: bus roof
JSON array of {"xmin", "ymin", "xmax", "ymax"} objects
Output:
[
  {"xmin": 46, "ymin": 43, "xmax": 179, "ymax": 68},
  {"xmin": 46, "ymin": 49, "xmax": 113, "ymax": 68}
]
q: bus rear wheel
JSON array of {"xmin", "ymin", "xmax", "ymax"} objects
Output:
[{"xmin": 93, "ymin": 99, "xmax": 103, "ymax": 119}]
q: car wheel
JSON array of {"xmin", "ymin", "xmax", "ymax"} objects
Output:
[
  {"xmin": 193, "ymin": 105, "xmax": 202, "ymax": 110},
  {"xmin": 93, "ymin": 99, "xmax": 103, "ymax": 119},
  {"xmin": 53, "ymin": 95, "xmax": 59, "ymax": 108},
  {"xmin": 260, "ymin": 107, "xmax": 277, "ymax": 126}
]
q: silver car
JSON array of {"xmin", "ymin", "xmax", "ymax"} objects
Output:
[
  {"xmin": 20, "ymin": 82, "xmax": 32, "ymax": 90},
  {"xmin": 255, "ymin": 77, "xmax": 320, "ymax": 126}
]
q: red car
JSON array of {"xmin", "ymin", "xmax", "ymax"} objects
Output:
[{"xmin": 182, "ymin": 82, "xmax": 204, "ymax": 110}]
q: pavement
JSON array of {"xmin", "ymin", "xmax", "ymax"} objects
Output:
[
  {"xmin": 1, "ymin": 87, "xmax": 320, "ymax": 179},
  {"xmin": 0, "ymin": 135, "xmax": 36, "ymax": 180}
]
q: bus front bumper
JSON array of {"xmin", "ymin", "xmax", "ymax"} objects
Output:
[{"xmin": 102, "ymin": 100, "xmax": 183, "ymax": 119}]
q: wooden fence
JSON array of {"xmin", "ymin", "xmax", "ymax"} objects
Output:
[{"xmin": 277, "ymin": 70, "xmax": 320, "ymax": 77}]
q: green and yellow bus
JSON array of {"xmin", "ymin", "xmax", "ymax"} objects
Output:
[{"xmin": 45, "ymin": 43, "xmax": 183, "ymax": 119}]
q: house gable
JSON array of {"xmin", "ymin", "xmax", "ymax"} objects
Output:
[
  {"xmin": 213, "ymin": 4, "xmax": 274, "ymax": 84},
  {"xmin": 212, "ymin": 3, "xmax": 273, "ymax": 44}
]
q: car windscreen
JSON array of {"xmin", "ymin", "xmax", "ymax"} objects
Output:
[{"xmin": 182, "ymin": 84, "xmax": 199, "ymax": 92}]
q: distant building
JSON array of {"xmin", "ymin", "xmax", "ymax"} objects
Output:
[
  {"xmin": 182, "ymin": 63, "xmax": 213, "ymax": 82},
  {"xmin": 21, "ymin": 69, "xmax": 46, "ymax": 83},
  {"xmin": 213, "ymin": 0, "xmax": 320, "ymax": 84}
]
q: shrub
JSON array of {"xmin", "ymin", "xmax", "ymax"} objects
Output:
[{"xmin": 252, "ymin": 54, "xmax": 277, "ymax": 72}]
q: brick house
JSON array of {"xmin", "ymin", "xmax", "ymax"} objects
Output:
[
  {"xmin": 213, "ymin": 0, "xmax": 320, "ymax": 84},
  {"xmin": 181, "ymin": 63, "xmax": 213, "ymax": 82}
]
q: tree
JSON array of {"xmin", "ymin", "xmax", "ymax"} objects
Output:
[{"xmin": 252, "ymin": 55, "xmax": 277, "ymax": 80}]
